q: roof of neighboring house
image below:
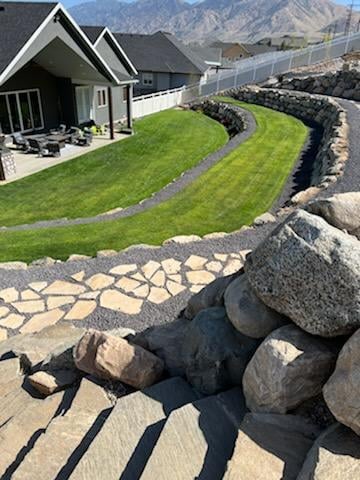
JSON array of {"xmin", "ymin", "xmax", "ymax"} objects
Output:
[
  {"xmin": 82, "ymin": 25, "xmax": 137, "ymax": 78},
  {"xmin": 113, "ymin": 31, "xmax": 208, "ymax": 75},
  {"xmin": 0, "ymin": 1, "xmax": 57, "ymax": 76},
  {"xmin": 190, "ymin": 46, "xmax": 222, "ymax": 66},
  {"xmin": 81, "ymin": 25, "xmax": 106, "ymax": 44},
  {"xmin": 210, "ymin": 41, "xmax": 245, "ymax": 52},
  {"xmin": 242, "ymin": 43, "xmax": 278, "ymax": 56}
]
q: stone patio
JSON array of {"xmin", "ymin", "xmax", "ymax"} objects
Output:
[{"xmin": 0, "ymin": 132, "xmax": 128, "ymax": 184}]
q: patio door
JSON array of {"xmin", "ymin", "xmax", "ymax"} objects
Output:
[
  {"xmin": 0, "ymin": 89, "xmax": 43, "ymax": 134},
  {"xmin": 76, "ymin": 86, "xmax": 92, "ymax": 124}
]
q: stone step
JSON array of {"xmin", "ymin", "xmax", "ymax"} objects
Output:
[
  {"xmin": 12, "ymin": 377, "xmax": 113, "ymax": 480},
  {"xmin": 70, "ymin": 377, "xmax": 200, "ymax": 480},
  {"xmin": 0, "ymin": 381, "xmax": 41, "ymax": 427},
  {"xmin": 0, "ymin": 390, "xmax": 65, "ymax": 479},
  {"xmin": 140, "ymin": 387, "xmax": 246, "ymax": 480},
  {"xmin": 0, "ymin": 358, "xmax": 23, "ymax": 399}
]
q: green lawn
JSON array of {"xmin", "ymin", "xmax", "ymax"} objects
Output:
[
  {"xmin": 0, "ymin": 109, "xmax": 228, "ymax": 227},
  {"xmin": 0, "ymin": 99, "xmax": 308, "ymax": 262}
]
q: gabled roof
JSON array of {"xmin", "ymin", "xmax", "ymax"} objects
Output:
[
  {"xmin": 81, "ymin": 25, "xmax": 106, "ymax": 44},
  {"xmin": 190, "ymin": 46, "xmax": 222, "ymax": 66},
  {"xmin": 242, "ymin": 43, "xmax": 278, "ymax": 56},
  {"xmin": 113, "ymin": 31, "xmax": 208, "ymax": 75},
  {"xmin": 82, "ymin": 25, "xmax": 137, "ymax": 77},
  {"xmin": 0, "ymin": 1, "xmax": 57, "ymax": 76},
  {"xmin": 0, "ymin": 2, "xmax": 120, "ymax": 86}
]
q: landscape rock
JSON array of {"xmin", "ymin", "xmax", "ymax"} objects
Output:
[
  {"xmin": 132, "ymin": 319, "xmax": 189, "ymax": 376},
  {"xmin": 74, "ymin": 329, "xmax": 164, "ymax": 389},
  {"xmin": 224, "ymin": 274, "xmax": 287, "ymax": 338},
  {"xmin": 0, "ymin": 324, "xmax": 85, "ymax": 371},
  {"xmin": 297, "ymin": 423, "xmax": 360, "ymax": 480},
  {"xmin": 182, "ymin": 307, "xmax": 259, "ymax": 394},
  {"xmin": 184, "ymin": 271, "xmax": 241, "ymax": 319},
  {"xmin": 323, "ymin": 328, "xmax": 360, "ymax": 435},
  {"xmin": 224, "ymin": 413, "xmax": 321, "ymax": 480},
  {"xmin": 306, "ymin": 192, "xmax": 360, "ymax": 239},
  {"xmin": 28, "ymin": 369, "xmax": 80, "ymax": 396},
  {"xmin": 253, "ymin": 212, "xmax": 276, "ymax": 226},
  {"xmin": 245, "ymin": 210, "xmax": 360, "ymax": 337},
  {"xmin": 243, "ymin": 325, "xmax": 336, "ymax": 413}
]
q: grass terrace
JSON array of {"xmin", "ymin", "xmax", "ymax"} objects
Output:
[
  {"xmin": 0, "ymin": 110, "xmax": 228, "ymax": 227},
  {"xmin": 0, "ymin": 99, "xmax": 309, "ymax": 262}
]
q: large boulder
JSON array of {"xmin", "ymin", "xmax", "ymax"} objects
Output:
[
  {"xmin": 132, "ymin": 319, "xmax": 189, "ymax": 376},
  {"xmin": 184, "ymin": 271, "xmax": 240, "ymax": 320},
  {"xmin": 74, "ymin": 329, "xmax": 164, "ymax": 389},
  {"xmin": 224, "ymin": 274, "xmax": 287, "ymax": 338},
  {"xmin": 245, "ymin": 210, "xmax": 360, "ymax": 337},
  {"xmin": 182, "ymin": 307, "xmax": 259, "ymax": 394},
  {"xmin": 297, "ymin": 423, "xmax": 360, "ymax": 480},
  {"xmin": 323, "ymin": 328, "xmax": 360, "ymax": 435},
  {"xmin": 306, "ymin": 192, "xmax": 360, "ymax": 239},
  {"xmin": 224, "ymin": 413, "xmax": 321, "ymax": 480},
  {"xmin": 243, "ymin": 325, "xmax": 336, "ymax": 414}
]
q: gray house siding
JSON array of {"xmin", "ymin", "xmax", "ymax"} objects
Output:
[
  {"xmin": 133, "ymin": 71, "xmax": 201, "ymax": 96},
  {"xmin": 95, "ymin": 38, "xmax": 129, "ymax": 77},
  {"xmin": 0, "ymin": 63, "xmax": 61, "ymax": 130},
  {"xmin": 93, "ymin": 85, "xmax": 128, "ymax": 125}
]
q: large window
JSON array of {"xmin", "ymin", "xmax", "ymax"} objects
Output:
[
  {"xmin": 0, "ymin": 89, "xmax": 43, "ymax": 134},
  {"xmin": 142, "ymin": 73, "xmax": 154, "ymax": 86}
]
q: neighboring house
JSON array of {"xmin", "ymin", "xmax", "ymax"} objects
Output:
[
  {"xmin": 81, "ymin": 26, "xmax": 138, "ymax": 128},
  {"xmin": 210, "ymin": 41, "xmax": 277, "ymax": 61},
  {"xmin": 190, "ymin": 46, "xmax": 222, "ymax": 70},
  {"xmin": 113, "ymin": 31, "xmax": 208, "ymax": 96},
  {"xmin": 257, "ymin": 35, "xmax": 323, "ymax": 49},
  {"xmin": 210, "ymin": 42, "xmax": 251, "ymax": 61},
  {"xmin": 0, "ymin": 2, "xmax": 135, "ymax": 140}
]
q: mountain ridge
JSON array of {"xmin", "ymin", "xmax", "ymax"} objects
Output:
[{"xmin": 69, "ymin": 0, "xmax": 357, "ymax": 43}]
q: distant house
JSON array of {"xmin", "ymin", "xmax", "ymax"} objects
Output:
[
  {"xmin": 257, "ymin": 35, "xmax": 323, "ymax": 50},
  {"xmin": 113, "ymin": 31, "xmax": 208, "ymax": 96},
  {"xmin": 210, "ymin": 41, "xmax": 277, "ymax": 62},
  {"xmin": 0, "ymin": 2, "xmax": 135, "ymax": 139},
  {"xmin": 189, "ymin": 46, "xmax": 222, "ymax": 70}
]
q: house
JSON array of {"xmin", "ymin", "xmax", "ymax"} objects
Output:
[
  {"xmin": 210, "ymin": 41, "xmax": 277, "ymax": 61},
  {"xmin": 81, "ymin": 26, "xmax": 137, "ymax": 129},
  {"xmin": 0, "ymin": 2, "xmax": 135, "ymax": 140},
  {"xmin": 210, "ymin": 42, "xmax": 251, "ymax": 62},
  {"xmin": 113, "ymin": 31, "xmax": 208, "ymax": 96},
  {"xmin": 189, "ymin": 46, "xmax": 222, "ymax": 70}
]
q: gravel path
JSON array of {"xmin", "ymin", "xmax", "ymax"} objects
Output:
[
  {"xmin": 0, "ymin": 97, "xmax": 358, "ymax": 339},
  {"xmin": 4, "ymin": 106, "xmax": 256, "ymax": 232}
]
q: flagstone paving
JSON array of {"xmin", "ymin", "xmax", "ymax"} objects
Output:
[{"xmin": 0, "ymin": 248, "xmax": 251, "ymax": 338}]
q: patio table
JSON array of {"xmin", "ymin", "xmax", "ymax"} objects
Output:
[{"xmin": 45, "ymin": 134, "xmax": 68, "ymax": 149}]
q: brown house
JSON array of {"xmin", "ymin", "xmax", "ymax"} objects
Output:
[{"xmin": 210, "ymin": 42, "xmax": 250, "ymax": 61}]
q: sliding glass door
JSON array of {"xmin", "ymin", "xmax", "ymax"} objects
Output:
[{"xmin": 0, "ymin": 89, "xmax": 44, "ymax": 134}]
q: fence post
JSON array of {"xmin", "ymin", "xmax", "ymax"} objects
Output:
[
  {"xmin": 234, "ymin": 67, "xmax": 239, "ymax": 88},
  {"xmin": 270, "ymin": 59, "xmax": 275, "ymax": 76},
  {"xmin": 345, "ymin": 33, "xmax": 351, "ymax": 54},
  {"xmin": 216, "ymin": 71, "xmax": 221, "ymax": 93}
]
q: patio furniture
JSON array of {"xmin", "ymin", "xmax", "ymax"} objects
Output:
[
  {"xmin": 46, "ymin": 141, "xmax": 61, "ymax": 157},
  {"xmin": 12, "ymin": 132, "xmax": 29, "ymax": 151},
  {"xmin": 28, "ymin": 137, "xmax": 48, "ymax": 156},
  {"xmin": 50, "ymin": 124, "xmax": 66, "ymax": 135},
  {"xmin": 76, "ymin": 130, "xmax": 93, "ymax": 147},
  {"xmin": 65, "ymin": 127, "xmax": 81, "ymax": 144},
  {"xmin": 46, "ymin": 134, "xmax": 67, "ymax": 149}
]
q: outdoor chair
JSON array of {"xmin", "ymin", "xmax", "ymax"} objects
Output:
[
  {"xmin": 28, "ymin": 137, "xmax": 48, "ymax": 156},
  {"xmin": 12, "ymin": 132, "xmax": 29, "ymax": 151},
  {"xmin": 50, "ymin": 124, "xmax": 66, "ymax": 135},
  {"xmin": 65, "ymin": 127, "xmax": 81, "ymax": 144},
  {"xmin": 47, "ymin": 141, "xmax": 61, "ymax": 157},
  {"xmin": 76, "ymin": 129, "xmax": 93, "ymax": 147}
]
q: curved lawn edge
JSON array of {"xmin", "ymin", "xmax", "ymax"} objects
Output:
[
  {"xmin": 0, "ymin": 101, "xmax": 309, "ymax": 263},
  {"xmin": 0, "ymin": 109, "xmax": 228, "ymax": 228},
  {"xmin": 4, "ymin": 106, "xmax": 256, "ymax": 232}
]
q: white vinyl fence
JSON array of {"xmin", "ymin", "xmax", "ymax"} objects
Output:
[{"xmin": 133, "ymin": 32, "xmax": 360, "ymax": 119}]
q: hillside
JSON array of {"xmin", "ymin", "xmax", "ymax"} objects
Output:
[{"xmin": 69, "ymin": 0, "xmax": 355, "ymax": 43}]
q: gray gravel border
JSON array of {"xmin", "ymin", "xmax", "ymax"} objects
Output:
[{"xmin": 4, "ymin": 106, "xmax": 256, "ymax": 232}]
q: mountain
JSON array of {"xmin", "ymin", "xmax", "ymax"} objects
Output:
[{"xmin": 70, "ymin": 0, "xmax": 355, "ymax": 43}]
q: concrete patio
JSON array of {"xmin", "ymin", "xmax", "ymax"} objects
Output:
[{"xmin": 0, "ymin": 132, "xmax": 128, "ymax": 184}]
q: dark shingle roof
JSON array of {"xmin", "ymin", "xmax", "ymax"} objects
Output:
[
  {"xmin": 242, "ymin": 43, "xmax": 278, "ymax": 56},
  {"xmin": 113, "ymin": 31, "xmax": 208, "ymax": 75},
  {"xmin": 81, "ymin": 25, "xmax": 106, "ymax": 44},
  {"xmin": 0, "ymin": 1, "xmax": 58, "ymax": 76}
]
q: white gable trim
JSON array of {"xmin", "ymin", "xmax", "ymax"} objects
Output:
[
  {"xmin": 94, "ymin": 27, "xmax": 138, "ymax": 76},
  {"xmin": 0, "ymin": 3, "xmax": 120, "ymax": 86}
]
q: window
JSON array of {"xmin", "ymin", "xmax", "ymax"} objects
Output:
[
  {"xmin": 142, "ymin": 73, "xmax": 154, "ymax": 86},
  {"xmin": 97, "ymin": 88, "xmax": 107, "ymax": 108},
  {"xmin": 0, "ymin": 89, "xmax": 43, "ymax": 134}
]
